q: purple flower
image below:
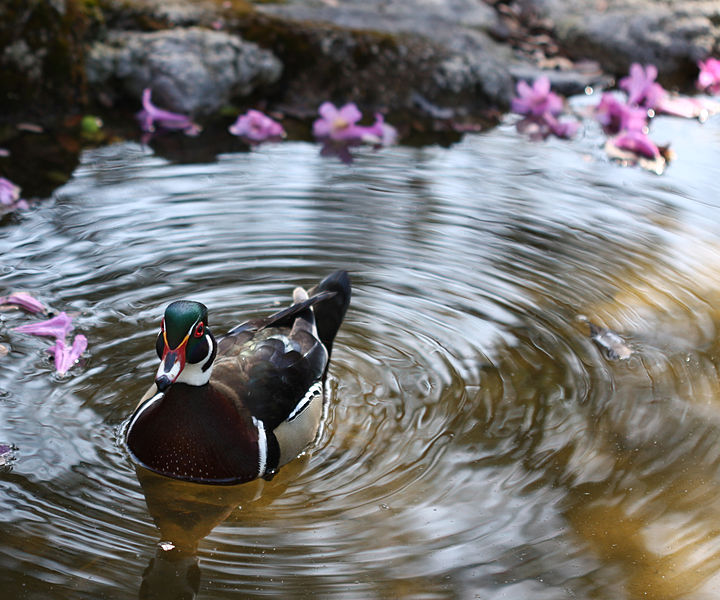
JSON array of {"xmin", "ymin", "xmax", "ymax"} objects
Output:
[
  {"xmin": 0, "ymin": 292, "xmax": 46, "ymax": 314},
  {"xmin": 545, "ymin": 114, "xmax": 579, "ymax": 138},
  {"xmin": 136, "ymin": 89, "xmax": 201, "ymax": 136},
  {"xmin": 613, "ymin": 129, "xmax": 661, "ymax": 159},
  {"xmin": 595, "ymin": 93, "xmax": 648, "ymax": 134},
  {"xmin": 313, "ymin": 102, "xmax": 364, "ymax": 142},
  {"xmin": 655, "ymin": 94, "xmax": 720, "ymax": 119},
  {"xmin": 697, "ymin": 58, "xmax": 720, "ymax": 95},
  {"xmin": 14, "ymin": 311, "xmax": 86, "ymax": 375},
  {"xmin": 14, "ymin": 311, "xmax": 73, "ymax": 341},
  {"xmin": 228, "ymin": 109, "xmax": 285, "ymax": 143},
  {"xmin": 48, "ymin": 335, "xmax": 87, "ymax": 375},
  {"xmin": 354, "ymin": 114, "xmax": 398, "ymax": 146},
  {"xmin": 619, "ymin": 63, "xmax": 665, "ymax": 109},
  {"xmin": 511, "ymin": 77, "xmax": 564, "ymax": 117},
  {"xmin": 0, "ymin": 177, "xmax": 28, "ymax": 210},
  {"xmin": 516, "ymin": 115, "xmax": 577, "ymax": 140},
  {"xmin": 314, "ymin": 103, "xmax": 398, "ymax": 162}
]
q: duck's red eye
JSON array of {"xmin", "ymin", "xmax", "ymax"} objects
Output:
[{"xmin": 194, "ymin": 322, "xmax": 204, "ymax": 338}]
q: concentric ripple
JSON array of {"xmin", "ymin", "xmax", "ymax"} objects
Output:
[{"xmin": 4, "ymin": 112, "xmax": 720, "ymax": 599}]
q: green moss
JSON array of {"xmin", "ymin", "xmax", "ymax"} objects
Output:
[{"xmin": 0, "ymin": 0, "xmax": 105, "ymax": 121}]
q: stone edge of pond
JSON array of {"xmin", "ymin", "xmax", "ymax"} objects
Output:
[{"xmin": 0, "ymin": 0, "xmax": 718, "ymax": 195}]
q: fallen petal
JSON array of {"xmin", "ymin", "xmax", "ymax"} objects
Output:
[
  {"xmin": 137, "ymin": 88, "xmax": 201, "ymax": 136},
  {"xmin": 0, "ymin": 177, "xmax": 20, "ymax": 206},
  {"xmin": 0, "ymin": 292, "xmax": 46, "ymax": 314},
  {"xmin": 697, "ymin": 57, "xmax": 720, "ymax": 94},
  {"xmin": 14, "ymin": 311, "xmax": 73, "ymax": 341},
  {"xmin": 656, "ymin": 94, "xmax": 720, "ymax": 121},
  {"xmin": 228, "ymin": 109, "xmax": 285, "ymax": 143},
  {"xmin": 604, "ymin": 137, "xmax": 667, "ymax": 175},
  {"xmin": 49, "ymin": 334, "xmax": 87, "ymax": 375},
  {"xmin": 613, "ymin": 130, "xmax": 661, "ymax": 158}
]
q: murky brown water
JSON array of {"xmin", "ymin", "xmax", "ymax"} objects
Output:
[{"xmin": 3, "ymin": 111, "xmax": 720, "ymax": 599}]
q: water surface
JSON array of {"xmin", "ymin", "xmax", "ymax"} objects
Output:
[{"xmin": 3, "ymin": 112, "xmax": 720, "ymax": 599}]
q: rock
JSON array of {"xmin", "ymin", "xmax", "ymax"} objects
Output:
[
  {"xmin": 251, "ymin": 0, "xmax": 517, "ymax": 116},
  {"xmin": 518, "ymin": 0, "xmax": 720, "ymax": 86},
  {"xmin": 86, "ymin": 27, "xmax": 282, "ymax": 115},
  {"xmin": 0, "ymin": 0, "xmax": 98, "ymax": 116}
]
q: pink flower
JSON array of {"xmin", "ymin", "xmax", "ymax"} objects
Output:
[
  {"xmin": 354, "ymin": 113, "xmax": 398, "ymax": 146},
  {"xmin": 544, "ymin": 114, "xmax": 579, "ymax": 138},
  {"xmin": 516, "ymin": 115, "xmax": 578, "ymax": 140},
  {"xmin": 0, "ymin": 177, "xmax": 19, "ymax": 206},
  {"xmin": 136, "ymin": 88, "xmax": 201, "ymax": 136},
  {"xmin": 697, "ymin": 58, "xmax": 720, "ymax": 95},
  {"xmin": 613, "ymin": 129, "xmax": 661, "ymax": 159},
  {"xmin": 48, "ymin": 335, "xmax": 87, "ymax": 375},
  {"xmin": 228, "ymin": 109, "xmax": 285, "ymax": 143},
  {"xmin": 14, "ymin": 311, "xmax": 86, "ymax": 375},
  {"xmin": 511, "ymin": 77, "xmax": 564, "ymax": 117},
  {"xmin": 595, "ymin": 93, "xmax": 648, "ymax": 134},
  {"xmin": 0, "ymin": 292, "xmax": 46, "ymax": 314},
  {"xmin": 14, "ymin": 311, "xmax": 73, "ymax": 341},
  {"xmin": 0, "ymin": 177, "xmax": 28, "ymax": 211},
  {"xmin": 619, "ymin": 63, "xmax": 665, "ymax": 109},
  {"xmin": 655, "ymin": 94, "xmax": 720, "ymax": 119},
  {"xmin": 313, "ymin": 102, "xmax": 364, "ymax": 141}
]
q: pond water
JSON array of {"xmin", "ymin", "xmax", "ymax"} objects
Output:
[{"xmin": 4, "ymin": 109, "xmax": 720, "ymax": 600}]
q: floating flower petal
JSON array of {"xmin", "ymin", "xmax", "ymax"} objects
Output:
[
  {"xmin": 612, "ymin": 130, "xmax": 661, "ymax": 159},
  {"xmin": 313, "ymin": 102, "xmax": 364, "ymax": 142},
  {"xmin": 511, "ymin": 77, "xmax": 564, "ymax": 117},
  {"xmin": 619, "ymin": 63, "xmax": 665, "ymax": 109},
  {"xmin": 656, "ymin": 94, "xmax": 720, "ymax": 120},
  {"xmin": 697, "ymin": 58, "xmax": 720, "ymax": 95},
  {"xmin": 229, "ymin": 110, "xmax": 285, "ymax": 143},
  {"xmin": 137, "ymin": 89, "xmax": 201, "ymax": 136},
  {"xmin": 355, "ymin": 114, "xmax": 398, "ymax": 146},
  {"xmin": 544, "ymin": 113, "xmax": 580, "ymax": 139},
  {"xmin": 595, "ymin": 93, "xmax": 648, "ymax": 134},
  {"xmin": 14, "ymin": 311, "xmax": 73, "ymax": 341},
  {"xmin": 48, "ymin": 335, "xmax": 87, "ymax": 375},
  {"xmin": 0, "ymin": 292, "xmax": 46, "ymax": 314},
  {"xmin": 0, "ymin": 177, "xmax": 20, "ymax": 206},
  {"xmin": 516, "ymin": 114, "xmax": 578, "ymax": 140}
]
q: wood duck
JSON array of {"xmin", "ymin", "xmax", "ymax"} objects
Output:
[{"xmin": 125, "ymin": 271, "xmax": 351, "ymax": 485}]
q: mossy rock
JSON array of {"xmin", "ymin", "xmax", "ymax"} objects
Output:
[{"xmin": 0, "ymin": 0, "xmax": 104, "ymax": 120}]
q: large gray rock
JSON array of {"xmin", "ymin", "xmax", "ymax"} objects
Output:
[
  {"xmin": 86, "ymin": 27, "xmax": 282, "ymax": 115},
  {"xmin": 519, "ymin": 0, "xmax": 720, "ymax": 83},
  {"xmin": 255, "ymin": 0, "xmax": 517, "ymax": 114}
]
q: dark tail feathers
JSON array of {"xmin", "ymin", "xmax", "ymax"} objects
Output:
[{"xmin": 310, "ymin": 270, "xmax": 351, "ymax": 359}]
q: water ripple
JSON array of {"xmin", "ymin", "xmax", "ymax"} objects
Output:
[{"xmin": 4, "ymin": 116, "xmax": 720, "ymax": 598}]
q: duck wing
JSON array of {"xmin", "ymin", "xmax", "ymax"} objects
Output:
[{"xmin": 213, "ymin": 290, "xmax": 331, "ymax": 430}]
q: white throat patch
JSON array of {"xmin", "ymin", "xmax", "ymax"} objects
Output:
[{"xmin": 176, "ymin": 335, "xmax": 216, "ymax": 386}]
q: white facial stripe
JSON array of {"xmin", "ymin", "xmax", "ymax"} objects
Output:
[
  {"xmin": 253, "ymin": 417, "xmax": 267, "ymax": 477},
  {"xmin": 128, "ymin": 392, "xmax": 164, "ymax": 432},
  {"xmin": 175, "ymin": 334, "xmax": 215, "ymax": 386},
  {"xmin": 287, "ymin": 381, "xmax": 323, "ymax": 422}
]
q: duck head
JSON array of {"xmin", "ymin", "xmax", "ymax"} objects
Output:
[{"xmin": 155, "ymin": 301, "xmax": 217, "ymax": 391}]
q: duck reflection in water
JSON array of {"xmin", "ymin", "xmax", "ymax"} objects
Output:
[
  {"xmin": 125, "ymin": 272, "xmax": 351, "ymax": 599},
  {"xmin": 136, "ymin": 465, "xmax": 292, "ymax": 600}
]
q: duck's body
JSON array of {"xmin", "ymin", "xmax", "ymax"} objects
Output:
[{"xmin": 125, "ymin": 271, "xmax": 351, "ymax": 485}]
